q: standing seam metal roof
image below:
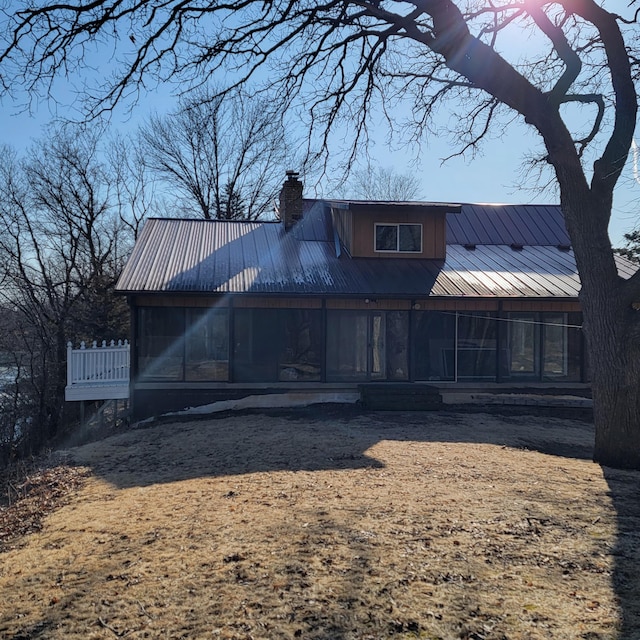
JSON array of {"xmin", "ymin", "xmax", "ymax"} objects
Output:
[{"xmin": 116, "ymin": 202, "xmax": 633, "ymax": 299}]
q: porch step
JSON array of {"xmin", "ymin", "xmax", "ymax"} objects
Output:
[{"xmin": 359, "ymin": 383, "xmax": 443, "ymax": 410}]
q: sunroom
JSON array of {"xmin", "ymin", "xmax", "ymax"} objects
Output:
[
  {"xmin": 125, "ymin": 293, "xmax": 587, "ymax": 418},
  {"xmin": 116, "ymin": 175, "xmax": 635, "ymax": 419}
]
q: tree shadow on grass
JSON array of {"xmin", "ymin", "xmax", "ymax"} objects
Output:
[
  {"xmin": 30, "ymin": 404, "xmax": 640, "ymax": 639},
  {"xmin": 2, "ymin": 510, "xmax": 417, "ymax": 640},
  {"xmin": 68, "ymin": 404, "xmax": 598, "ymax": 490},
  {"xmin": 602, "ymin": 466, "xmax": 640, "ymax": 639}
]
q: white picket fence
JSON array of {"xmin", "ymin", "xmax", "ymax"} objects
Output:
[{"xmin": 65, "ymin": 340, "xmax": 130, "ymax": 401}]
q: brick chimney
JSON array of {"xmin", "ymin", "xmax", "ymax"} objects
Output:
[{"xmin": 279, "ymin": 171, "xmax": 304, "ymax": 230}]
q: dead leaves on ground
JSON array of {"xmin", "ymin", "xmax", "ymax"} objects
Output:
[
  {"xmin": 0, "ymin": 412, "xmax": 636, "ymax": 639},
  {"xmin": 0, "ymin": 461, "xmax": 90, "ymax": 552}
]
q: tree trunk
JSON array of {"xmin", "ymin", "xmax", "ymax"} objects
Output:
[
  {"xmin": 48, "ymin": 328, "xmax": 69, "ymax": 441},
  {"xmin": 581, "ymin": 290, "xmax": 640, "ymax": 469},
  {"xmin": 556, "ymin": 164, "xmax": 640, "ymax": 470},
  {"xmin": 592, "ymin": 378, "xmax": 640, "ymax": 469}
]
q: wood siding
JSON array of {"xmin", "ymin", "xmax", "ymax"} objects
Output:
[
  {"xmin": 326, "ymin": 299, "xmax": 411, "ymax": 310},
  {"xmin": 501, "ymin": 300, "xmax": 581, "ymax": 312},
  {"xmin": 356, "ymin": 210, "xmax": 446, "ymax": 259},
  {"xmin": 417, "ymin": 299, "xmax": 500, "ymax": 311},
  {"xmin": 133, "ymin": 295, "xmax": 230, "ymax": 307},
  {"xmin": 417, "ymin": 299, "xmax": 581, "ymax": 312},
  {"xmin": 232, "ymin": 297, "xmax": 322, "ymax": 309},
  {"xmin": 332, "ymin": 207, "xmax": 446, "ymax": 259},
  {"xmin": 134, "ymin": 294, "xmax": 581, "ymax": 314},
  {"xmin": 332, "ymin": 208, "xmax": 354, "ymax": 255}
]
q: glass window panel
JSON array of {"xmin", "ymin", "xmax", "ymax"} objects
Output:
[
  {"xmin": 457, "ymin": 312, "xmax": 498, "ymax": 380},
  {"xmin": 185, "ymin": 308, "xmax": 229, "ymax": 381},
  {"xmin": 138, "ymin": 307, "xmax": 184, "ymax": 380},
  {"xmin": 412, "ymin": 311, "xmax": 456, "ymax": 381},
  {"xmin": 278, "ymin": 310, "xmax": 322, "ymax": 381},
  {"xmin": 386, "ymin": 311, "xmax": 408, "ymax": 380},
  {"xmin": 327, "ymin": 310, "xmax": 408, "ymax": 381},
  {"xmin": 542, "ymin": 313, "xmax": 566, "ymax": 378},
  {"xmin": 233, "ymin": 309, "xmax": 280, "ymax": 382},
  {"xmin": 399, "ymin": 224, "xmax": 422, "ymax": 252},
  {"xmin": 375, "ymin": 225, "xmax": 397, "ymax": 251},
  {"xmin": 326, "ymin": 311, "xmax": 369, "ymax": 380},
  {"xmin": 370, "ymin": 313, "xmax": 386, "ymax": 378},
  {"xmin": 509, "ymin": 313, "xmax": 539, "ymax": 376},
  {"xmin": 542, "ymin": 312, "xmax": 582, "ymax": 381},
  {"xmin": 567, "ymin": 312, "xmax": 583, "ymax": 382}
]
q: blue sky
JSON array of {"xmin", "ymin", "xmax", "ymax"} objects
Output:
[
  {"xmin": 1, "ymin": 3, "xmax": 638, "ymax": 247},
  {"xmin": 3, "ymin": 95, "xmax": 637, "ymax": 247}
]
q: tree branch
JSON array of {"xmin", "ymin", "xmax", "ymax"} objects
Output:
[
  {"xmin": 557, "ymin": 93, "xmax": 605, "ymax": 157},
  {"xmin": 526, "ymin": 2, "xmax": 582, "ymax": 106},
  {"xmin": 563, "ymin": 0, "xmax": 637, "ymax": 199}
]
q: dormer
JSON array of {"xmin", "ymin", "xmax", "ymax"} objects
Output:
[{"xmin": 328, "ymin": 200, "xmax": 461, "ymax": 260}]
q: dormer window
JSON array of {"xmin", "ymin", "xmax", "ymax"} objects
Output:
[{"xmin": 375, "ymin": 223, "xmax": 422, "ymax": 253}]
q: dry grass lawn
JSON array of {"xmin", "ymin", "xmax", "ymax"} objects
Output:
[{"xmin": 1, "ymin": 406, "xmax": 640, "ymax": 640}]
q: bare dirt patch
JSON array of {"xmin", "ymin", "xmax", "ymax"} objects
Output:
[{"xmin": 1, "ymin": 406, "xmax": 639, "ymax": 639}]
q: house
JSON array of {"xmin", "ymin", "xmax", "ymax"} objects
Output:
[{"xmin": 115, "ymin": 172, "xmax": 637, "ymax": 419}]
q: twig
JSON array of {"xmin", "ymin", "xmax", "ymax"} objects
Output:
[
  {"xmin": 136, "ymin": 600, "xmax": 154, "ymax": 619},
  {"xmin": 97, "ymin": 616, "xmax": 130, "ymax": 637},
  {"xmin": 8, "ymin": 483, "xmax": 19, "ymax": 506}
]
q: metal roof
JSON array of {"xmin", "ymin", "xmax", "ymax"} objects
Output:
[
  {"xmin": 446, "ymin": 203, "xmax": 570, "ymax": 246},
  {"xmin": 326, "ymin": 199, "xmax": 462, "ymax": 215},
  {"xmin": 116, "ymin": 202, "xmax": 635, "ymax": 299}
]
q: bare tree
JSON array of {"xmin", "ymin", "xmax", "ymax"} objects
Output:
[
  {"xmin": 0, "ymin": 307, "xmax": 30, "ymax": 465},
  {"xmin": 1, "ymin": 1, "xmax": 640, "ymax": 467},
  {"xmin": 107, "ymin": 132, "xmax": 163, "ymax": 241},
  {"xmin": 0, "ymin": 128, "xmax": 130, "ymax": 456},
  {"xmin": 338, "ymin": 165, "xmax": 423, "ymax": 200},
  {"xmin": 137, "ymin": 88, "xmax": 290, "ymax": 220}
]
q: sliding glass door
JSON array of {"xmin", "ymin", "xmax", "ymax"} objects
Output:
[{"xmin": 326, "ymin": 310, "xmax": 407, "ymax": 381}]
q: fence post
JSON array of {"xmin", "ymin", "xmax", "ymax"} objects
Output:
[{"xmin": 67, "ymin": 342, "xmax": 73, "ymax": 387}]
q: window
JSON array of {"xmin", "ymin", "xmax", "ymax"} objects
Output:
[
  {"xmin": 233, "ymin": 309, "xmax": 323, "ymax": 382},
  {"xmin": 138, "ymin": 308, "xmax": 185, "ymax": 380},
  {"xmin": 413, "ymin": 311, "xmax": 456, "ymax": 381},
  {"xmin": 375, "ymin": 224, "xmax": 422, "ymax": 253},
  {"xmin": 508, "ymin": 313, "xmax": 539, "ymax": 376},
  {"xmin": 457, "ymin": 312, "xmax": 499, "ymax": 380},
  {"xmin": 326, "ymin": 310, "xmax": 408, "ymax": 381},
  {"xmin": 279, "ymin": 310, "xmax": 322, "ymax": 381},
  {"xmin": 233, "ymin": 309, "xmax": 280, "ymax": 382},
  {"xmin": 326, "ymin": 311, "xmax": 370, "ymax": 380},
  {"xmin": 138, "ymin": 307, "xmax": 230, "ymax": 381},
  {"xmin": 185, "ymin": 308, "xmax": 229, "ymax": 381},
  {"xmin": 542, "ymin": 312, "xmax": 582, "ymax": 382},
  {"xmin": 499, "ymin": 312, "xmax": 582, "ymax": 382}
]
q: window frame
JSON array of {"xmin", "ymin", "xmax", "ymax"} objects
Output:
[
  {"xmin": 374, "ymin": 223, "xmax": 423, "ymax": 254},
  {"xmin": 184, "ymin": 307, "xmax": 230, "ymax": 382},
  {"xmin": 137, "ymin": 306, "xmax": 230, "ymax": 382}
]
